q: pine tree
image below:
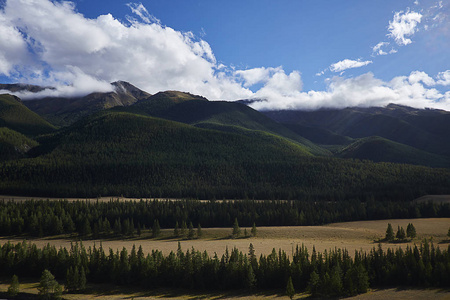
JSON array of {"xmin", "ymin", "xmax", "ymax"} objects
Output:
[
  {"xmin": 447, "ymin": 227, "xmax": 450, "ymax": 239},
  {"xmin": 309, "ymin": 270, "xmax": 320, "ymax": 297},
  {"xmin": 79, "ymin": 266, "xmax": 86, "ymax": 290},
  {"xmin": 232, "ymin": 218, "xmax": 241, "ymax": 238},
  {"xmin": 246, "ymin": 265, "xmax": 256, "ymax": 289},
  {"xmin": 7, "ymin": 274, "xmax": 19, "ymax": 297},
  {"xmin": 286, "ymin": 276, "xmax": 295, "ymax": 299},
  {"xmin": 181, "ymin": 221, "xmax": 187, "ymax": 237},
  {"xmin": 251, "ymin": 222, "xmax": 257, "ymax": 237},
  {"xmin": 38, "ymin": 269, "xmax": 61, "ymax": 300},
  {"xmin": 396, "ymin": 226, "xmax": 406, "ymax": 240},
  {"xmin": 174, "ymin": 221, "xmax": 180, "ymax": 237},
  {"xmin": 188, "ymin": 222, "xmax": 195, "ymax": 239},
  {"xmin": 152, "ymin": 220, "xmax": 161, "ymax": 238},
  {"xmin": 197, "ymin": 223, "xmax": 202, "ymax": 238},
  {"xmin": 385, "ymin": 223, "xmax": 394, "ymax": 241},
  {"xmin": 406, "ymin": 223, "xmax": 416, "ymax": 239}
]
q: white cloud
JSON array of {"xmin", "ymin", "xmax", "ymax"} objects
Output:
[
  {"xmin": 248, "ymin": 71, "xmax": 450, "ymax": 111},
  {"xmin": 437, "ymin": 70, "xmax": 450, "ymax": 85},
  {"xmin": 0, "ymin": 0, "xmax": 250, "ymax": 100},
  {"xmin": 388, "ymin": 10, "xmax": 422, "ymax": 45},
  {"xmin": 408, "ymin": 70, "xmax": 436, "ymax": 86},
  {"xmin": 0, "ymin": 0, "xmax": 449, "ymax": 114},
  {"xmin": 126, "ymin": 3, "xmax": 160, "ymax": 24},
  {"xmin": 235, "ymin": 67, "xmax": 282, "ymax": 87},
  {"xmin": 329, "ymin": 59, "xmax": 372, "ymax": 73},
  {"xmin": 372, "ymin": 42, "xmax": 389, "ymax": 56}
]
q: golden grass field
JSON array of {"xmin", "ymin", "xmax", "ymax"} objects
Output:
[{"xmin": 1, "ymin": 218, "xmax": 448, "ymax": 258}]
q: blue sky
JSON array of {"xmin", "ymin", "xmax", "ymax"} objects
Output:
[{"xmin": 0, "ymin": 0, "xmax": 449, "ymax": 110}]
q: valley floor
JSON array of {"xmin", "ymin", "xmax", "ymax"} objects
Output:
[{"xmin": 0, "ymin": 218, "xmax": 449, "ymax": 258}]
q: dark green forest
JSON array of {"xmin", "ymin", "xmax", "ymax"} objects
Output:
[
  {"xmin": 0, "ymin": 239, "xmax": 449, "ymax": 297},
  {"xmin": 1, "ymin": 110, "xmax": 450, "ymax": 200},
  {"xmin": 0, "ymin": 199, "xmax": 448, "ymax": 237}
]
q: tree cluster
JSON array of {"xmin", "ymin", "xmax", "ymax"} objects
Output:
[
  {"xmin": 385, "ymin": 223, "xmax": 417, "ymax": 242},
  {"xmin": 0, "ymin": 199, "xmax": 448, "ymax": 238},
  {"xmin": 0, "ymin": 240, "xmax": 448, "ymax": 297}
]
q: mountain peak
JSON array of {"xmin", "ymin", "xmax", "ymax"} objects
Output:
[
  {"xmin": 111, "ymin": 81, "xmax": 151, "ymax": 100},
  {"xmin": 151, "ymin": 90, "xmax": 208, "ymax": 103}
]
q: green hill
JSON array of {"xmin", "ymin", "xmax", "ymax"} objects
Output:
[
  {"xmin": 262, "ymin": 104, "xmax": 450, "ymax": 166},
  {"xmin": 337, "ymin": 136, "xmax": 450, "ymax": 167},
  {"xmin": 0, "ymin": 94, "xmax": 56, "ymax": 136},
  {"xmin": 1, "ymin": 110, "xmax": 450, "ymax": 200},
  {"xmin": 0, "ymin": 127, "xmax": 39, "ymax": 161},
  {"xmin": 123, "ymin": 92, "xmax": 330, "ymax": 156}
]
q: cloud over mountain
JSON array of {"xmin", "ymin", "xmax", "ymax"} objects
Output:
[{"xmin": 0, "ymin": 0, "xmax": 448, "ymax": 111}]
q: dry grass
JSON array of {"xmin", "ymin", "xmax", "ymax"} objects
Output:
[{"xmin": 1, "ymin": 218, "xmax": 448, "ymax": 259}]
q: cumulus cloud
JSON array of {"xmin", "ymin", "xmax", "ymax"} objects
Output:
[
  {"xmin": 0, "ymin": 0, "xmax": 449, "ymax": 113},
  {"xmin": 0, "ymin": 0, "xmax": 251, "ymax": 100},
  {"xmin": 437, "ymin": 70, "xmax": 450, "ymax": 85},
  {"xmin": 329, "ymin": 59, "xmax": 372, "ymax": 73},
  {"xmin": 388, "ymin": 10, "xmax": 422, "ymax": 45},
  {"xmin": 248, "ymin": 71, "xmax": 450, "ymax": 111},
  {"xmin": 235, "ymin": 67, "xmax": 283, "ymax": 87}
]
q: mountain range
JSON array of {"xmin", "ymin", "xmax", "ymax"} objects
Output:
[{"xmin": 0, "ymin": 81, "xmax": 449, "ymax": 199}]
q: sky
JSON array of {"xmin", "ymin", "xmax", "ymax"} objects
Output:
[{"xmin": 0, "ymin": 0, "xmax": 449, "ymax": 110}]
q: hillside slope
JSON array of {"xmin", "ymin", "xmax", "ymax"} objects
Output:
[
  {"xmin": 0, "ymin": 94, "xmax": 56, "ymax": 136},
  {"xmin": 337, "ymin": 136, "xmax": 450, "ymax": 167},
  {"xmin": 122, "ymin": 92, "xmax": 330, "ymax": 156},
  {"xmin": 1, "ymin": 111, "xmax": 450, "ymax": 200},
  {"xmin": 22, "ymin": 81, "xmax": 151, "ymax": 126},
  {"xmin": 262, "ymin": 104, "xmax": 450, "ymax": 166}
]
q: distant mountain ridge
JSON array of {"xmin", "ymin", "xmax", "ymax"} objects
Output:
[
  {"xmin": 1, "ymin": 81, "xmax": 450, "ymax": 168},
  {"xmin": 261, "ymin": 104, "xmax": 450, "ymax": 167},
  {"xmin": 21, "ymin": 81, "xmax": 151, "ymax": 126}
]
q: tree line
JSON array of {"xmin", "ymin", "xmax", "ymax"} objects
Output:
[
  {"xmin": 0, "ymin": 240, "xmax": 449, "ymax": 298},
  {"xmin": 0, "ymin": 199, "xmax": 448, "ymax": 237}
]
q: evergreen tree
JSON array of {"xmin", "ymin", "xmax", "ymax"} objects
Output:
[
  {"xmin": 355, "ymin": 264, "xmax": 369, "ymax": 294},
  {"xmin": 232, "ymin": 218, "xmax": 241, "ymax": 238},
  {"xmin": 7, "ymin": 274, "xmax": 19, "ymax": 297},
  {"xmin": 385, "ymin": 223, "xmax": 394, "ymax": 241},
  {"xmin": 309, "ymin": 270, "xmax": 320, "ymax": 297},
  {"xmin": 188, "ymin": 222, "xmax": 195, "ymax": 239},
  {"xmin": 174, "ymin": 221, "xmax": 180, "ymax": 237},
  {"xmin": 396, "ymin": 226, "xmax": 406, "ymax": 240},
  {"xmin": 137, "ymin": 222, "xmax": 141, "ymax": 237},
  {"xmin": 246, "ymin": 265, "xmax": 256, "ymax": 289},
  {"xmin": 38, "ymin": 269, "xmax": 61, "ymax": 300},
  {"xmin": 447, "ymin": 227, "xmax": 450, "ymax": 239},
  {"xmin": 251, "ymin": 222, "xmax": 257, "ymax": 237},
  {"xmin": 286, "ymin": 276, "xmax": 295, "ymax": 299},
  {"xmin": 65, "ymin": 267, "xmax": 75, "ymax": 292},
  {"xmin": 406, "ymin": 223, "xmax": 416, "ymax": 239},
  {"xmin": 197, "ymin": 223, "xmax": 202, "ymax": 238},
  {"xmin": 152, "ymin": 220, "xmax": 161, "ymax": 238},
  {"xmin": 181, "ymin": 221, "xmax": 187, "ymax": 237},
  {"xmin": 79, "ymin": 267, "xmax": 86, "ymax": 290},
  {"xmin": 81, "ymin": 218, "xmax": 91, "ymax": 237}
]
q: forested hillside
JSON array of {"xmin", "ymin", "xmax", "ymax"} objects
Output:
[
  {"xmin": 0, "ymin": 109, "xmax": 449, "ymax": 199},
  {"xmin": 0, "ymin": 83, "xmax": 449, "ymax": 200},
  {"xmin": 262, "ymin": 104, "xmax": 450, "ymax": 167},
  {"xmin": 0, "ymin": 94, "xmax": 56, "ymax": 136}
]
